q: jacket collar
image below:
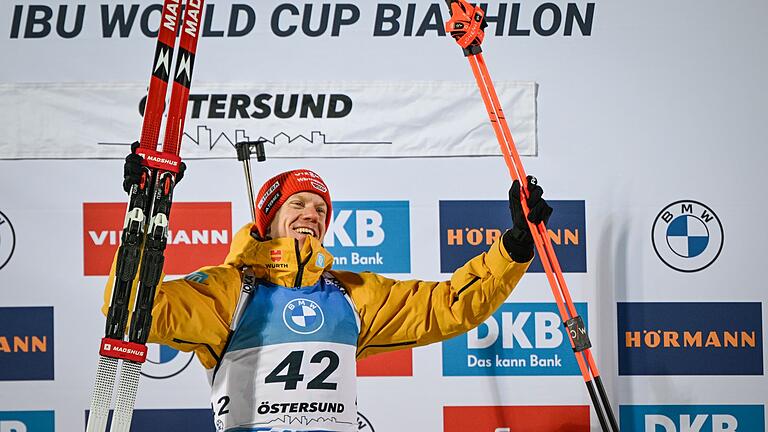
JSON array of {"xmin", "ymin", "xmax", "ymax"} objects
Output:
[{"xmin": 225, "ymin": 223, "xmax": 334, "ymax": 288}]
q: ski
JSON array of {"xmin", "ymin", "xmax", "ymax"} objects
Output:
[
  {"xmin": 443, "ymin": 1, "xmax": 620, "ymax": 431},
  {"xmin": 86, "ymin": 1, "xmax": 204, "ymax": 431}
]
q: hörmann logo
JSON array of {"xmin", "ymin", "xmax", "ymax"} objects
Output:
[
  {"xmin": 443, "ymin": 303, "xmax": 588, "ymax": 376},
  {"xmin": 618, "ymin": 303, "xmax": 763, "ymax": 375},
  {"xmin": 323, "ymin": 201, "xmax": 410, "ymax": 273},
  {"xmin": 440, "ymin": 200, "xmax": 586, "ymax": 273},
  {"xmin": 0, "ymin": 411, "xmax": 55, "ymax": 432},
  {"xmin": 10, "ymin": 3, "xmax": 594, "ymax": 39},
  {"xmin": 0, "ymin": 307, "xmax": 54, "ymax": 381},
  {"xmin": 620, "ymin": 405, "xmax": 766, "ymax": 432},
  {"xmin": 83, "ymin": 202, "xmax": 232, "ymax": 276},
  {"xmin": 444, "ymin": 406, "xmax": 590, "ymax": 431}
]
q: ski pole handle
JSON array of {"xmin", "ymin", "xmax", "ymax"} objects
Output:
[{"xmin": 236, "ymin": 140, "xmax": 267, "ymax": 223}]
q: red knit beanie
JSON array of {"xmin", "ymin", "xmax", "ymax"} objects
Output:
[{"xmin": 253, "ymin": 169, "xmax": 332, "ymax": 239}]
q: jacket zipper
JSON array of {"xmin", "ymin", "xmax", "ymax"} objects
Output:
[{"xmin": 293, "ymin": 239, "xmax": 306, "ymax": 287}]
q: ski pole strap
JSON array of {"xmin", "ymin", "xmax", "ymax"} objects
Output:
[
  {"xmin": 444, "ymin": 0, "xmax": 486, "ymax": 55},
  {"xmin": 564, "ymin": 315, "xmax": 592, "ymax": 352}
]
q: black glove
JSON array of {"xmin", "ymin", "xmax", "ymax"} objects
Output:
[
  {"xmin": 122, "ymin": 141, "xmax": 186, "ymax": 193},
  {"xmin": 502, "ymin": 175, "xmax": 553, "ymax": 262}
]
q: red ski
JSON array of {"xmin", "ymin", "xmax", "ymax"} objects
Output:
[{"xmin": 86, "ymin": 1, "xmax": 204, "ymax": 431}]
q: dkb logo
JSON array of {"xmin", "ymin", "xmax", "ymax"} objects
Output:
[
  {"xmin": 620, "ymin": 405, "xmax": 765, "ymax": 431},
  {"xmin": 0, "ymin": 411, "xmax": 54, "ymax": 432},
  {"xmin": 323, "ymin": 201, "xmax": 410, "ymax": 273},
  {"xmin": 442, "ymin": 303, "xmax": 588, "ymax": 376}
]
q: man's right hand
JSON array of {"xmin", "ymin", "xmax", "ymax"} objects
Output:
[{"xmin": 122, "ymin": 142, "xmax": 144, "ymax": 193}]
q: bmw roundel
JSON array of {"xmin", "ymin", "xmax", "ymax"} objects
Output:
[
  {"xmin": 140, "ymin": 344, "xmax": 194, "ymax": 379},
  {"xmin": 283, "ymin": 298, "xmax": 325, "ymax": 334},
  {"xmin": 652, "ymin": 200, "xmax": 724, "ymax": 272}
]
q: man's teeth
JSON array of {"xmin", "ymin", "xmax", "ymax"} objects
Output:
[{"xmin": 294, "ymin": 227, "xmax": 315, "ymax": 236}]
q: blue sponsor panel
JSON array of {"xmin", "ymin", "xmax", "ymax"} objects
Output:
[
  {"xmin": 617, "ymin": 303, "xmax": 763, "ymax": 375},
  {"xmin": 0, "ymin": 411, "xmax": 55, "ymax": 431},
  {"xmin": 324, "ymin": 201, "xmax": 410, "ymax": 273},
  {"xmin": 85, "ymin": 409, "xmax": 215, "ymax": 432},
  {"xmin": 620, "ymin": 405, "xmax": 765, "ymax": 431},
  {"xmin": 443, "ymin": 302, "xmax": 588, "ymax": 376},
  {"xmin": 439, "ymin": 200, "xmax": 586, "ymax": 273},
  {"xmin": 0, "ymin": 307, "xmax": 54, "ymax": 381}
]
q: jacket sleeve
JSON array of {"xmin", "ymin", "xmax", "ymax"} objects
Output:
[
  {"xmin": 336, "ymin": 238, "xmax": 531, "ymax": 360},
  {"xmin": 101, "ymin": 258, "xmax": 243, "ymax": 369}
]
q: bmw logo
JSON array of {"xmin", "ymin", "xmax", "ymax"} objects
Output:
[
  {"xmin": 652, "ymin": 200, "xmax": 724, "ymax": 272},
  {"xmin": 283, "ymin": 298, "xmax": 324, "ymax": 335},
  {"xmin": 0, "ymin": 210, "xmax": 16, "ymax": 271},
  {"xmin": 357, "ymin": 412, "xmax": 375, "ymax": 431},
  {"xmin": 140, "ymin": 344, "xmax": 194, "ymax": 379}
]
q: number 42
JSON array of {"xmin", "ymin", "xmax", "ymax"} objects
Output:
[{"xmin": 265, "ymin": 350, "xmax": 339, "ymax": 390}]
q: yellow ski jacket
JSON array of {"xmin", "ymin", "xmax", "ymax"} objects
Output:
[{"xmin": 103, "ymin": 224, "xmax": 531, "ymax": 369}]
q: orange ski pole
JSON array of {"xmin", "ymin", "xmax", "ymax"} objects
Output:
[{"xmin": 444, "ymin": 1, "xmax": 620, "ymax": 431}]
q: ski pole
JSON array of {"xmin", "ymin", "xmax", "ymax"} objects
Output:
[
  {"xmin": 443, "ymin": 1, "xmax": 620, "ymax": 431},
  {"xmin": 236, "ymin": 140, "xmax": 267, "ymax": 223}
]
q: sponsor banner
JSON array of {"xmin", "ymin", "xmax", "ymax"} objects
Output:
[
  {"xmin": 620, "ymin": 405, "xmax": 765, "ymax": 432},
  {"xmin": 443, "ymin": 405, "xmax": 590, "ymax": 431},
  {"xmin": 85, "ymin": 409, "xmax": 215, "ymax": 432},
  {"xmin": 82, "ymin": 202, "xmax": 232, "ymax": 276},
  {"xmin": 439, "ymin": 200, "xmax": 586, "ymax": 273},
  {"xmin": 4, "ymin": 2, "xmax": 596, "ymax": 43},
  {"xmin": 0, "ymin": 81, "xmax": 535, "ymax": 159},
  {"xmin": 0, "ymin": 307, "xmax": 54, "ymax": 381},
  {"xmin": 357, "ymin": 349, "xmax": 412, "ymax": 377},
  {"xmin": 324, "ymin": 201, "xmax": 410, "ymax": 274},
  {"xmin": 0, "ymin": 411, "xmax": 55, "ymax": 432},
  {"xmin": 0, "ymin": 210, "xmax": 15, "ymax": 271},
  {"xmin": 652, "ymin": 200, "xmax": 724, "ymax": 272},
  {"xmin": 617, "ymin": 303, "xmax": 763, "ymax": 375},
  {"xmin": 442, "ymin": 302, "xmax": 588, "ymax": 376}
]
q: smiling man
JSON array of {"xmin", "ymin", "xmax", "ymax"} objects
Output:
[{"xmin": 104, "ymin": 168, "xmax": 552, "ymax": 432}]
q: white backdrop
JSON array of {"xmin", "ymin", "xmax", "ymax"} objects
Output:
[{"xmin": 1, "ymin": 1, "xmax": 767, "ymax": 431}]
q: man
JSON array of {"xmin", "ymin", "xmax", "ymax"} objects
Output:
[{"xmin": 105, "ymin": 166, "xmax": 551, "ymax": 432}]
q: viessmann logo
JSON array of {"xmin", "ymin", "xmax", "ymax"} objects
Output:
[
  {"xmin": 618, "ymin": 303, "xmax": 763, "ymax": 375},
  {"xmin": 444, "ymin": 406, "xmax": 590, "ymax": 431},
  {"xmin": 439, "ymin": 200, "xmax": 586, "ymax": 273},
  {"xmin": 83, "ymin": 202, "xmax": 232, "ymax": 276}
]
